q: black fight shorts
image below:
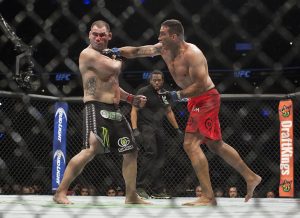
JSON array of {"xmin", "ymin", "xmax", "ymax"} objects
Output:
[{"xmin": 83, "ymin": 101, "xmax": 137, "ymax": 154}]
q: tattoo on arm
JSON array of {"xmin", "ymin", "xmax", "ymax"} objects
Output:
[
  {"xmin": 86, "ymin": 77, "xmax": 96, "ymax": 96},
  {"xmin": 136, "ymin": 45, "xmax": 161, "ymax": 56}
]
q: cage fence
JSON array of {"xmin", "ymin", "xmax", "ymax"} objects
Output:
[
  {"xmin": 0, "ymin": 92, "xmax": 299, "ymax": 198},
  {"xmin": 0, "ymin": 0, "xmax": 300, "ymax": 217}
]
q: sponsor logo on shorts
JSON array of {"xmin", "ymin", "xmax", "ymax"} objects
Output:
[
  {"xmin": 100, "ymin": 110, "xmax": 109, "ymax": 119},
  {"xmin": 205, "ymin": 118, "xmax": 213, "ymax": 130},
  {"xmin": 118, "ymin": 137, "xmax": 133, "ymax": 152},
  {"xmin": 192, "ymin": 107, "xmax": 200, "ymax": 112},
  {"xmin": 101, "ymin": 127, "xmax": 110, "ymax": 148}
]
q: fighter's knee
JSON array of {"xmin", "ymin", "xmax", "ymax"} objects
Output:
[
  {"xmin": 123, "ymin": 150, "xmax": 138, "ymax": 160},
  {"xmin": 183, "ymin": 142, "xmax": 194, "ymax": 154},
  {"xmin": 206, "ymin": 140, "xmax": 223, "ymax": 154}
]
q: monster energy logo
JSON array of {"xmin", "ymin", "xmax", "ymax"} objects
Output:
[{"xmin": 101, "ymin": 127, "xmax": 110, "ymax": 148}]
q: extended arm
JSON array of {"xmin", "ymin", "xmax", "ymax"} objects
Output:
[
  {"xmin": 119, "ymin": 43, "xmax": 162, "ymax": 58},
  {"xmin": 119, "ymin": 87, "xmax": 132, "ymax": 101}
]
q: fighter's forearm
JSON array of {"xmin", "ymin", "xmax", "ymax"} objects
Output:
[
  {"xmin": 119, "ymin": 87, "xmax": 131, "ymax": 101},
  {"xmin": 119, "ymin": 44, "xmax": 161, "ymax": 58}
]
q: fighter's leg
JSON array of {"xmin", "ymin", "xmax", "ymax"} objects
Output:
[
  {"xmin": 122, "ymin": 150, "xmax": 151, "ymax": 204},
  {"xmin": 53, "ymin": 132, "xmax": 100, "ymax": 204},
  {"xmin": 182, "ymin": 132, "xmax": 216, "ymax": 206},
  {"xmin": 206, "ymin": 139, "xmax": 261, "ymax": 202}
]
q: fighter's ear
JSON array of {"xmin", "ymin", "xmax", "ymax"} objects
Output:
[
  {"xmin": 171, "ymin": 34, "xmax": 177, "ymax": 40},
  {"xmin": 108, "ymin": 32, "xmax": 112, "ymax": 40}
]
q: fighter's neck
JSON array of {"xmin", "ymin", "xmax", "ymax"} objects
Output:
[
  {"xmin": 88, "ymin": 44, "xmax": 107, "ymax": 53},
  {"xmin": 169, "ymin": 41, "xmax": 187, "ymax": 58}
]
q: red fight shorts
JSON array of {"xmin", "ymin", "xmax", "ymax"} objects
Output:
[{"xmin": 186, "ymin": 88, "xmax": 222, "ymax": 141}]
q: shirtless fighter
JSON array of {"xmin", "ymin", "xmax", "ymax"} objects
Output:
[
  {"xmin": 104, "ymin": 19, "xmax": 261, "ymax": 206},
  {"xmin": 53, "ymin": 20, "xmax": 149, "ymax": 205}
]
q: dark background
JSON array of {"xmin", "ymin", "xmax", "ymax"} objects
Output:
[
  {"xmin": 0, "ymin": 0, "xmax": 300, "ymax": 96},
  {"xmin": 0, "ymin": 0, "xmax": 299, "ymax": 198}
]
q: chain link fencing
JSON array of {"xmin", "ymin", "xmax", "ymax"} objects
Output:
[
  {"xmin": 0, "ymin": 91, "xmax": 299, "ymax": 199},
  {"xmin": 0, "ymin": 0, "xmax": 300, "ymax": 212}
]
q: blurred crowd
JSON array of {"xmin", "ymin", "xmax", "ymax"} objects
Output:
[{"xmin": 0, "ymin": 182, "xmax": 276, "ymax": 198}]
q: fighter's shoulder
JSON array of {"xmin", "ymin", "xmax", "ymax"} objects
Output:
[
  {"xmin": 80, "ymin": 47, "xmax": 98, "ymax": 60},
  {"xmin": 186, "ymin": 43, "xmax": 203, "ymax": 54},
  {"xmin": 185, "ymin": 43, "xmax": 205, "ymax": 60}
]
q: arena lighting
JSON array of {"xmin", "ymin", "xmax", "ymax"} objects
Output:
[
  {"xmin": 261, "ymin": 108, "xmax": 270, "ymax": 118},
  {"xmin": 142, "ymin": 71, "xmax": 150, "ymax": 79},
  {"xmin": 235, "ymin": 42, "xmax": 253, "ymax": 51},
  {"xmin": 179, "ymin": 110, "xmax": 185, "ymax": 118},
  {"xmin": 0, "ymin": 132, "xmax": 4, "ymax": 140},
  {"xmin": 83, "ymin": 0, "xmax": 91, "ymax": 5}
]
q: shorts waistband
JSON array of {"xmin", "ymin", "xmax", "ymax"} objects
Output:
[{"xmin": 84, "ymin": 101, "xmax": 119, "ymax": 109}]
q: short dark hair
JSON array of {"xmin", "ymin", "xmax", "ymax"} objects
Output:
[
  {"xmin": 149, "ymin": 70, "xmax": 164, "ymax": 80},
  {"xmin": 161, "ymin": 19, "xmax": 184, "ymax": 39},
  {"xmin": 90, "ymin": 20, "xmax": 110, "ymax": 32}
]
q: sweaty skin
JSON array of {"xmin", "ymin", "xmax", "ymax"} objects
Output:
[
  {"xmin": 119, "ymin": 23, "xmax": 261, "ymax": 206},
  {"xmin": 79, "ymin": 46, "xmax": 122, "ymax": 105},
  {"xmin": 53, "ymin": 24, "xmax": 149, "ymax": 205}
]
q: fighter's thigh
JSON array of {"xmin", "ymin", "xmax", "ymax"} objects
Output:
[
  {"xmin": 88, "ymin": 131, "xmax": 102, "ymax": 154},
  {"xmin": 183, "ymin": 132, "xmax": 204, "ymax": 152}
]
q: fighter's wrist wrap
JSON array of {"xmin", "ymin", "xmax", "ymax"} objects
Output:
[{"xmin": 126, "ymin": 94, "xmax": 134, "ymax": 104}]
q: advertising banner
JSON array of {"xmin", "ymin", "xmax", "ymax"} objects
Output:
[
  {"xmin": 52, "ymin": 102, "xmax": 68, "ymax": 191},
  {"xmin": 278, "ymin": 99, "xmax": 294, "ymax": 197}
]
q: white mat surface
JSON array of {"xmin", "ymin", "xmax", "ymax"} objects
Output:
[{"xmin": 0, "ymin": 195, "xmax": 299, "ymax": 218}]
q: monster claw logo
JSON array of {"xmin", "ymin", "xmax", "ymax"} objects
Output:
[
  {"xmin": 280, "ymin": 105, "xmax": 291, "ymax": 118},
  {"xmin": 280, "ymin": 179, "xmax": 292, "ymax": 192},
  {"xmin": 101, "ymin": 127, "xmax": 110, "ymax": 148}
]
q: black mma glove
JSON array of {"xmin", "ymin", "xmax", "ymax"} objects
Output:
[
  {"xmin": 101, "ymin": 47, "xmax": 124, "ymax": 61},
  {"xmin": 126, "ymin": 94, "xmax": 147, "ymax": 108},
  {"xmin": 158, "ymin": 90, "xmax": 181, "ymax": 104},
  {"xmin": 133, "ymin": 128, "xmax": 142, "ymax": 145}
]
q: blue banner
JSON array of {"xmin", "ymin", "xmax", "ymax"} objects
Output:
[{"xmin": 52, "ymin": 102, "xmax": 68, "ymax": 191}]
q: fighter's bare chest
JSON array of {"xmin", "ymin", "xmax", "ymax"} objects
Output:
[
  {"xmin": 165, "ymin": 58, "xmax": 188, "ymax": 77},
  {"xmin": 100, "ymin": 59, "xmax": 122, "ymax": 76}
]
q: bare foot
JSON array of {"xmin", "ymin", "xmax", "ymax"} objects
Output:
[
  {"xmin": 125, "ymin": 194, "xmax": 152, "ymax": 205},
  {"xmin": 245, "ymin": 175, "xmax": 262, "ymax": 202},
  {"xmin": 53, "ymin": 193, "xmax": 73, "ymax": 204},
  {"xmin": 183, "ymin": 196, "xmax": 217, "ymax": 206}
]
